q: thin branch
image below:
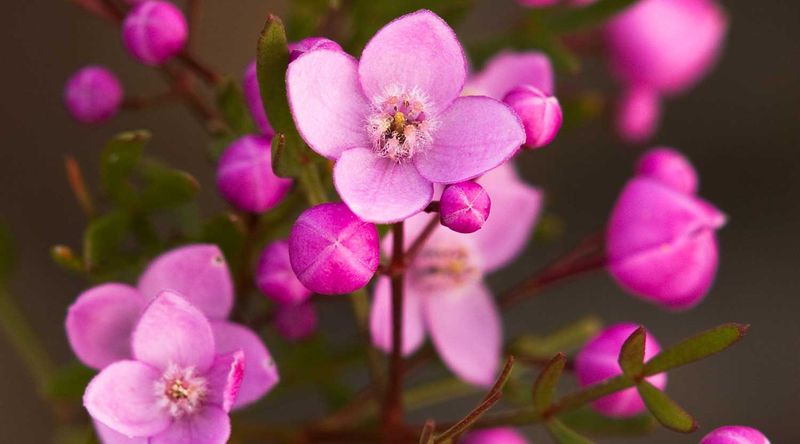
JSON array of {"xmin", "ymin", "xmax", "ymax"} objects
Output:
[
  {"xmin": 64, "ymin": 156, "xmax": 95, "ymax": 219},
  {"xmin": 177, "ymin": 51, "xmax": 222, "ymax": 86},
  {"xmin": 382, "ymin": 221, "xmax": 406, "ymax": 442}
]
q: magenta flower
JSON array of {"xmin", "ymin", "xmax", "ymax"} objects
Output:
[
  {"xmin": 274, "ymin": 301, "xmax": 318, "ymax": 342},
  {"xmin": 462, "ymin": 427, "xmax": 529, "ymax": 444},
  {"xmin": 64, "ymin": 66, "xmax": 123, "ymax": 124},
  {"xmin": 288, "ymin": 37, "xmax": 343, "ymax": 62},
  {"xmin": 84, "ymin": 291, "xmax": 244, "ymax": 443},
  {"xmin": 440, "ymin": 181, "xmax": 491, "ymax": 234},
  {"xmin": 635, "ymin": 147, "xmax": 698, "ymax": 195},
  {"xmin": 465, "ymin": 50, "xmax": 554, "ymax": 99},
  {"xmin": 503, "ymin": 85, "xmax": 563, "ymax": 149},
  {"xmin": 122, "ymin": 1, "xmax": 188, "ymax": 66},
  {"xmin": 286, "ymin": 10, "xmax": 524, "ymax": 223},
  {"xmin": 66, "ymin": 245, "xmax": 278, "ymax": 410},
  {"xmin": 256, "ymin": 240, "xmax": 312, "ymax": 305},
  {"xmin": 242, "ymin": 61, "xmax": 274, "ymax": 136},
  {"xmin": 606, "ymin": 153, "xmax": 726, "ymax": 310},
  {"xmin": 615, "ymin": 86, "xmax": 661, "ymax": 143},
  {"xmin": 701, "ymin": 426, "xmax": 771, "ymax": 444},
  {"xmin": 370, "ymin": 164, "xmax": 542, "ymax": 385},
  {"xmin": 575, "ymin": 323, "xmax": 666, "ymax": 417}
]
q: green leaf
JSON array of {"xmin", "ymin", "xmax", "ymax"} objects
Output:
[
  {"xmin": 287, "ymin": 0, "xmax": 333, "ymax": 40},
  {"xmin": 643, "ymin": 324, "xmax": 749, "ymax": 376},
  {"xmin": 200, "ymin": 213, "xmax": 245, "ymax": 271},
  {"xmin": 138, "ymin": 161, "xmax": 200, "ymax": 211},
  {"xmin": 50, "ymin": 245, "xmax": 84, "ymax": 273},
  {"xmin": 83, "ymin": 210, "xmax": 131, "ymax": 273},
  {"xmin": 0, "ymin": 223, "xmax": 14, "ymax": 281},
  {"xmin": 618, "ymin": 326, "xmax": 645, "ymax": 377},
  {"xmin": 101, "ymin": 130, "xmax": 150, "ymax": 205},
  {"xmin": 561, "ymin": 408, "xmax": 656, "ymax": 437},
  {"xmin": 636, "ymin": 380, "xmax": 697, "ymax": 433},
  {"xmin": 547, "ymin": 418, "xmax": 595, "ymax": 444},
  {"xmin": 532, "ymin": 353, "xmax": 566, "ymax": 413},
  {"xmin": 216, "ymin": 78, "xmax": 256, "ymax": 136},
  {"xmin": 547, "ymin": 0, "xmax": 642, "ymax": 34},
  {"xmin": 46, "ymin": 361, "xmax": 96, "ymax": 401}
]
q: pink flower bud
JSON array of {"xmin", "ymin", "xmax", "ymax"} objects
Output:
[
  {"xmin": 289, "ymin": 203, "xmax": 380, "ymax": 295},
  {"xmin": 63, "ymin": 66, "xmax": 123, "ymax": 124},
  {"xmin": 288, "ymin": 37, "xmax": 343, "ymax": 62},
  {"xmin": 440, "ymin": 181, "xmax": 491, "ymax": 234},
  {"xmin": 242, "ymin": 61, "xmax": 273, "ymax": 135},
  {"xmin": 462, "ymin": 428, "xmax": 529, "ymax": 444},
  {"xmin": 636, "ymin": 147, "xmax": 698, "ymax": 195},
  {"xmin": 606, "ymin": 0, "xmax": 728, "ymax": 95},
  {"xmin": 216, "ymin": 135, "xmax": 292, "ymax": 213},
  {"xmin": 503, "ymin": 85, "xmax": 562, "ymax": 149},
  {"xmin": 122, "ymin": 1, "xmax": 188, "ymax": 66},
  {"xmin": 256, "ymin": 240, "xmax": 312, "ymax": 305},
  {"xmin": 607, "ymin": 177, "xmax": 726, "ymax": 310},
  {"xmin": 274, "ymin": 301, "xmax": 318, "ymax": 341},
  {"xmin": 701, "ymin": 426, "xmax": 771, "ymax": 444},
  {"xmin": 615, "ymin": 86, "xmax": 661, "ymax": 144},
  {"xmin": 576, "ymin": 323, "xmax": 666, "ymax": 417}
]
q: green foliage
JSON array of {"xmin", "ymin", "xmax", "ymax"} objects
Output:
[
  {"xmin": 643, "ymin": 324, "xmax": 748, "ymax": 376},
  {"xmin": 216, "ymin": 78, "xmax": 257, "ymax": 137},
  {"xmin": 138, "ymin": 160, "xmax": 200, "ymax": 211},
  {"xmin": 286, "ymin": 0, "xmax": 333, "ymax": 41},
  {"xmin": 618, "ymin": 326, "xmax": 646, "ymax": 377},
  {"xmin": 532, "ymin": 353, "xmax": 566, "ymax": 413},
  {"xmin": 636, "ymin": 380, "xmax": 697, "ymax": 433},
  {"xmin": 46, "ymin": 361, "xmax": 96, "ymax": 401},
  {"xmin": 101, "ymin": 131, "xmax": 148, "ymax": 206},
  {"xmin": 546, "ymin": 418, "xmax": 594, "ymax": 444},
  {"xmin": 83, "ymin": 210, "xmax": 131, "ymax": 273}
]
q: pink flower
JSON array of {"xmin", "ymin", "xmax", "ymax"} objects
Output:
[
  {"xmin": 63, "ymin": 66, "xmax": 123, "ymax": 124},
  {"xmin": 288, "ymin": 37, "xmax": 342, "ymax": 62},
  {"xmin": 370, "ymin": 164, "xmax": 542, "ymax": 385},
  {"xmin": 122, "ymin": 1, "xmax": 188, "ymax": 66},
  {"xmin": 440, "ymin": 181, "xmax": 491, "ymax": 234},
  {"xmin": 215, "ymin": 135, "xmax": 293, "ymax": 213},
  {"xmin": 615, "ymin": 86, "xmax": 661, "ymax": 144},
  {"xmin": 606, "ymin": 152, "xmax": 726, "ymax": 310},
  {"xmin": 701, "ymin": 426, "xmax": 771, "ymax": 444},
  {"xmin": 286, "ymin": 10, "xmax": 525, "ymax": 223},
  {"xmin": 466, "ymin": 51, "xmax": 554, "ymax": 99},
  {"xmin": 635, "ymin": 147, "xmax": 698, "ymax": 195},
  {"xmin": 503, "ymin": 85, "xmax": 563, "ymax": 149},
  {"xmin": 273, "ymin": 301, "xmax": 318, "ymax": 341},
  {"xmin": 462, "ymin": 427, "xmax": 529, "ymax": 444},
  {"xmin": 575, "ymin": 323, "xmax": 666, "ymax": 417},
  {"xmin": 83, "ymin": 291, "xmax": 245, "ymax": 443},
  {"xmin": 256, "ymin": 240, "xmax": 312, "ymax": 305},
  {"xmin": 66, "ymin": 245, "xmax": 278, "ymax": 410}
]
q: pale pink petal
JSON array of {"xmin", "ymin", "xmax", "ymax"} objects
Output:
[
  {"xmin": 474, "ymin": 164, "xmax": 544, "ymax": 272},
  {"xmin": 211, "ymin": 321, "xmax": 279, "ymax": 409},
  {"xmin": 415, "ymin": 96, "xmax": 524, "ymax": 184},
  {"xmin": 66, "ymin": 283, "xmax": 145, "ymax": 369},
  {"xmin": 94, "ymin": 420, "xmax": 148, "ymax": 444},
  {"xmin": 334, "ymin": 148, "xmax": 434, "ymax": 223},
  {"xmin": 150, "ymin": 406, "xmax": 230, "ymax": 444},
  {"xmin": 286, "ymin": 50, "xmax": 369, "ymax": 159},
  {"xmin": 205, "ymin": 350, "xmax": 245, "ymax": 412},
  {"xmin": 462, "ymin": 427, "xmax": 530, "ymax": 444},
  {"xmin": 358, "ymin": 10, "xmax": 467, "ymax": 114},
  {"xmin": 138, "ymin": 244, "xmax": 233, "ymax": 319},
  {"xmin": 369, "ymin": 276, "xmax": 426, "ymax": 356},
  {"xmin": 422, "ymin": 283, "xmax": 502, "ymax": 386},
  {"xmin": 467, "ymin": 51, "xmax": 554, "ymax": 98},
  {"xmin": 84, "ymin": 360, "xmax": 169, "ymax": 438},
  {"xmin": 132, "ymin": 291, "xmax": 215, "ymax": 373}
]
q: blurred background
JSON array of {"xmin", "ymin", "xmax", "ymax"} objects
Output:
[{"xmin": 1, "ymin": 0, "xmax": 798, "ymax": 442}]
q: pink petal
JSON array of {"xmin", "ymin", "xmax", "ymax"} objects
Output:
[
  {"xmin": 701, "ymin": 426, "xmax": 771, "ymax": 444},
  {"xmin": 205, "ymin": 350, "xmax": 245, "ymax": 412},
  {"xmin": 94, "ymin": 420, "xmax": 149, "ymax": 444},
  {"xmin": 635, "ymin": 147, "xmax": 698, "ymax": 195},
  {"xmin": 132, "ymin": 291, "xmax": 215, "ymax": 373},
  {"xmin": 358, "ymin": 10, "xmax": 467, "ymax": 115},
  {"xmin": 138, "ymin": 244, "xmax": 233, "ymax": 319},
  {"xmin": 422, "ymin": 283, "xmax": 502, "ymax": 386},
  {"xmin": 467, "ymin": 51, "xmax": 554, "ymax": 98},
  {"xmin": 369, "ymin": 276, "xmax": 426, "ymax": 356},
  {"xmin": 150, "ymin": 406, "xmax": 230, "ymax": 444},
  {"xmin": 615, "ymin": 86, "xmax": 661, "ymax": 144},
  {"xmin": 84, "ymin": 360, "xmax": 169, "ymax": 438},
  {"xmin": 211, "ymin": 321, "xmax": 279, "ymax": 409},
  {"xmin": 462, "ymin": 427, "xmax": 530, "ymax": 444},
  {"xmin": 333, "ymin": 148, "xmax": 434, "ymax": 223},
  {"xmin": 474, "ymin": 164, "xmax": 544, "ymax": 272},
  {"xmin": 66, "ymin": 283, "xmax": 145, "ymax": 369},
  {"xmin": 415, "ymin": 96, "xmax": 524, "ymax": 184},
  {"xmin": 242, "ymin": 61, "xmax": 273, "ymax": 135},
  {"xmin": 286, "ymin": 50, "xmax": 369, "ymax": 159}
]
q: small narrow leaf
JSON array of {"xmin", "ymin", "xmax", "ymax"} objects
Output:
[
  {"xmin": 419, "ymin": 420, "xmax": 436, "ymax": 444},
  {"xmin": 50, "ymin": 245, "xmax": 84, "ymax": 273},
  {"xmin": 561, "ymin": 408, "xmax": 656, "ymax": 437},
  {"xmin": 546, "ymin": 418, "xmax": 595, "ymax": 444},
  {"xmin": 643, "ymin": 324, "xmax": 749, "ymax": 376},
  {"xmin": 216, "ymin": 78, "xmax": 256, "ymax": 135},
  {"xmin": 636, "ymin": 380, "xmax": 697, "ymax": 433},
  {"xmin": 82, "ymin": 210, "xmax": 130, "ymax": 272},
  {"xmin": 271, "ymin": 133, "xmax": 289, "ymax": 177},
  {"xmin": 256, "ymin": 14, "xmax": 292, "ymax": 134},
  {"xmin": 138, "ymin": 161, "xmax": 200, "ymax": 211},
  {"xmin": 532, "ymin": 353, "xmax": 566, "ymax": 413},
  {"xmin": 101, "ymin": 131, "xmax": 149, "ymax": 205},
  {"xmin": 618, "ymin": 326, "xmax": 645, "ymax": 378}
]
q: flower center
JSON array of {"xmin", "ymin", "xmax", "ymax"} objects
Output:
[
  {"xmin": 367, "ymin": 86, "xmax": 435, "ymax": 162},
  {"xmin": 155, "ymin": 364, "xmax": 208, "ymax": 418},
  {"xmin": 409, "ymin": 237, "xmax": 482, "ymax": 293}
]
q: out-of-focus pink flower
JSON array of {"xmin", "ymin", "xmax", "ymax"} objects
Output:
[
  {"xmin": 635, "ymin": 147, "xmax": 698, "ymax": 195},
  {"xmin": 440, "ymin": 181, "xmax": 491, "ymax": 234},
  {"xmin": 462, "ymin": 427, "xmax": 529, "ymax": 444},
  {"xmin": 701, "ymin": 426, "xmax": 771, "ymax": 444},
  {"xmin": 606, "ymin": 0, "xmax": 727, "ymax": 96},
  {"xmin": 256, "ymin": 240, "xmax": 312, "ymax": 305},
  {"xmin": 215, "ymin": 135, "xmax": 293, "ymax": 213},
  {"xmin": 63, "ymin": 66, "xmax": 123, "ymax": 124},
  {"xmin": 288, "ymin": 37, "xmax": 342, "ymax": 62},
  {"xmin": 66, "ymin": 245, "xmax": 278, "ymax": 410},
  {"xmin": 576, "ymin": 323, "xmax": 666, "ymax": 417},
  {"xmin": 242, "ymin": 61, "xmax": 274, "ymax": 136},
  {"xmin": 370, "ymin": 164, "xmax": 542, "ymax": 385},
  {"xmin": 289, "ymin": 203, "xmax": 380, "ymax": 295},
  {"xmin": 504, "ymin": 85, "xmax": 563, "ymax": 149},
  {"xmin": 615, "ymin": 86, "xmax": 661, "ymax": 144},
  {"xmin": 466, "ymin": 51, "xmax": 554, "ymax": 99},
  {"xmin": 83, "ymin": 291, "xmax": 246, "ymax": 444},
  {"xmin": 122, "ymin": 1, "xmax": 187, "ymax": 66},
  {"xmin": 286, "ymin": 10, "xmax": 524, "ymax": 223},
  {"xmin": 274, "ymin": 301, "xmax": 318, "ymax": 341}
]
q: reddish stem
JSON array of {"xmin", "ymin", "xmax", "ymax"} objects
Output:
[{"xmin": 382, "ymin": 221, "xmax": 406, "ymax": 442}]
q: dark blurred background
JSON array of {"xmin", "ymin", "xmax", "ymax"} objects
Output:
[{"xmin": 1, "ymin": 0, "xmax": 798, "ymax": 442}]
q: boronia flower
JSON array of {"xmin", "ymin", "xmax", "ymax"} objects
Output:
[
  {"xmin": 256, "ymin": 240, "xmax": 312, "ymax": 305},
  {"xmin": 439, "ymin": 181, "xmax": 491, "ymax": 234},
  {"xmin": 635, "ymin": 147, "xmax": 698, "ymax": 195},
  {"xmin": 575, "ymin": 323, "xmax": 666, "ymax": 417},
  {"xmin": 370, "ymin": 164, "xmax": 542, "ymax": 385},
  {"xmin": 121, "ymin": 0, "xmax": 188, "ymax": 66},
  {"xmin": 465, "ymin": 51, "xmax": 554, "ymax": 99},
  {"xmin": 286, "ymin": 10, "xmax": 525, "ymax": 223},
  {"xmin": 66, "ymin": 245, "xmax": 278, "ymax": 410},
  {"xmin": 63, "ymin": 66, "xmax": 123, "ymax": 124},
  {"xmin": 462, "ymin": 427, "xmax": 529, "ymax": 444},
  {"xmin": 84, "ymin": 291, "xmax": 244, "ymax": 443},
  {"xmin": 700, "ymin": 426, "xmax": 771, "ymax": 444}
]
